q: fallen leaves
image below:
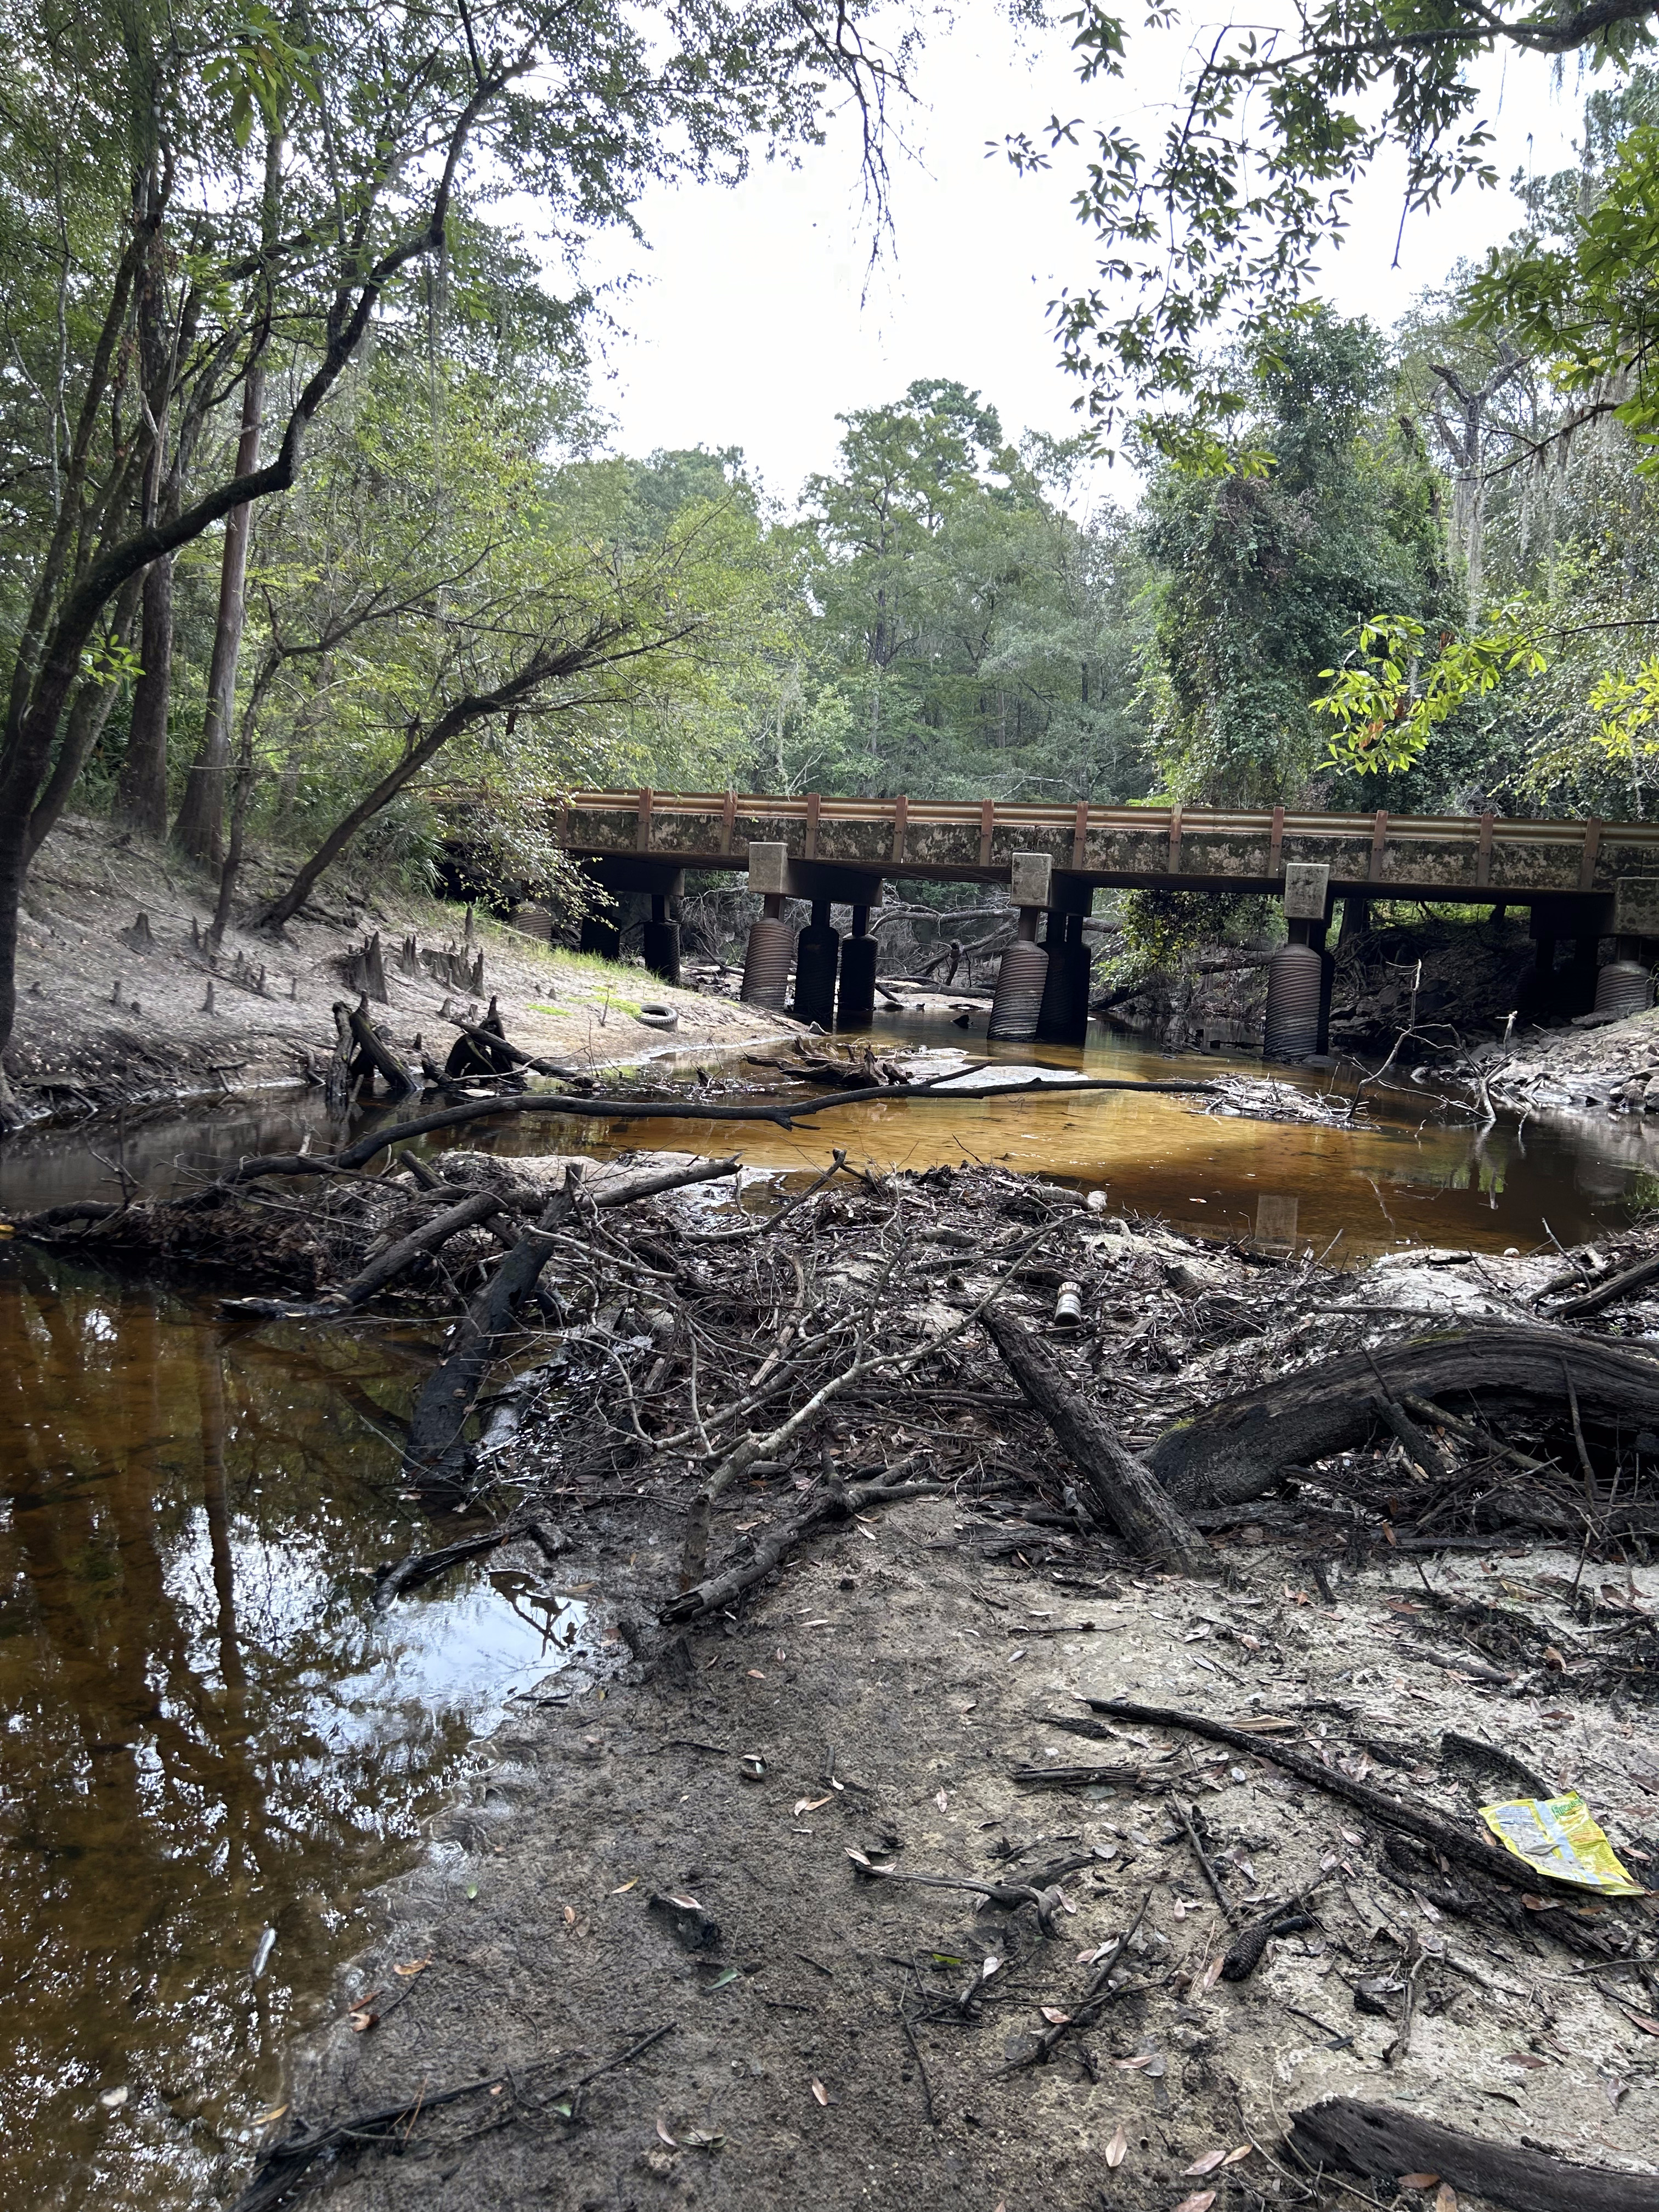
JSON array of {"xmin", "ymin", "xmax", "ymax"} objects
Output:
[
  {"xmin": 1436, "ymin": 2187, "xmax": 1458, "ymax": 2212},
  {"xmin": 1104, "ymin": 2125, "xmax": 1127, "ymax": 2168},
  {"xmin": 1039, "ymin": 2006, "xmax": 1072, "ymax": 2025},
  {"xmin": 793, "ymin": 1794, "xmax": 832, "ymax": 1817},
  {"xmin": 391, "ymin": 1957, "xmax": 430, "ymax": 1977},
  {"xmin": 1171, "ymin": 2193, "xmax": 1216, "ymax": 2212},
  {"xmin": 810, "ymin": 2079, "xmax": 829, "ymax": 2107}
]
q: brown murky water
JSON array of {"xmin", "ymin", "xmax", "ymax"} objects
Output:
[
  {"xmin": 472, "ymin": 1016, "xmax": 1659, "ymax": 1263},
  {"xmin": 0, "ymin": 1013, "xmax": 1654, "ymax": 2210},
  {"xmin": 0, "ymin": 1250, "xmax": 594, "ymax": 2210}
]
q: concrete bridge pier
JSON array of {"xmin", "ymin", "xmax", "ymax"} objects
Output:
[
  {"xmin": 641, "ymin": 893, "xmax": 681, "ymax": 984},
  {"xmin": 988, "ymin": 853, "xmax": 1053, "ymax": 1042},
  {"xmin": 1036, "ymin": 902, "xmax": 1093, "ymax": 1043},
  {"xmin": 578, "ymin": 913, "xmax": 622, "ymax": 960},
  {"xmin": 793, "ymin": 899, "xmax": 840, "ymax": 1027},
  {"xmin": 837, "ymin": 905, "xmax": 878, "ymax": 1029},
  {"xmin": 1598, "ymin": 934, "xmax": 1657, "ymax": 1017},
  {"xmin": 1263, "ymin": 864, "xmax": 1335, "ymax": 1060}
]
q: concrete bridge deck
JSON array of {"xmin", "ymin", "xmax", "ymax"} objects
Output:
[
  {"xmin": 558, "ymin": 789, "xmax": 1659, "ymax": 917},
  {"xmin": 555, "ymin": 789, "xmax": 1659, "ymax": 1050}
]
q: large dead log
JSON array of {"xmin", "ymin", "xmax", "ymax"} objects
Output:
[
  {"xmin": 1289, "ymin": 2097, "xmax": 1659, "ymax": 2212},
  {"xmin": 984, "ymin": 1307, "xmax": 1209, "ymax": 1575},
  {"xmin": 338, "ymin": 1187, "xmax": 505, "ymax": 1306},
  {"xmin": 1147, "ymin": 1325, "xmax": 1659, "ymax": 1505}
]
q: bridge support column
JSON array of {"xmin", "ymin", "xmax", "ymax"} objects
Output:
[
  {"xmin": 988, "ymin": 853, "xmax": 1054, "ymax": 1043},
  {"xmin": 740, "ymin": 891, "xmax": 794, "ymax": 1011},
  {"xmin": 579, "ymin": 914, "xmax": 621, "ymax": 961},
  {"xmin": 641, "ymin": 893, "xmax": 680, "ymax": 984},
  {"xmin": 837, "ymin": 905, "xmax": 878, "ymax": 1029},
  {"xmin": 1596, "ymin": 937, "xmax": 1655, "ymax": 1018},
  {"xmin": 793, "ymin": 899, "xmax": 840, "ymax": 1027},
  {"xmin": 1263, "ymin": 922, "xmax": 1325, "ymax": 1060},
  {"xmin": 1036, "ymin": 911, "xmax": 1091, "ymax": 1043}
]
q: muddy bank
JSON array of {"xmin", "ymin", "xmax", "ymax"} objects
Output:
[
  {"xmin": 5, "ymin": 816, "xmax": 799, "ymax": 1128},
  {"xmin": 186, "ymin": 1148, "xmax": 1659, "ymax": 2212},
  {"xmin": 269, "ymin": 1511, "xmax": 1659, "ymax": 2212}
]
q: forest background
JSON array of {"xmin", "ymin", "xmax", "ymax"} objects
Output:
[{"xmin": 11, "ymin": 0, "xmax": 1659, "ymax": 1061}]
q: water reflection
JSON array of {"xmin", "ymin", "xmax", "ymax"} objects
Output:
[
  {"xmin": 462, "ymin": 1015, "xmax": 1659, "ymax": 1261},
  {"xmin": 0, "ymin": 1246, "xmax": 584, "ymax": 2212}
]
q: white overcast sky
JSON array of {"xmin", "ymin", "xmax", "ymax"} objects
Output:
[{"xmin": 577, "ymin": 3, "xmax": 1594, "ymax": 509}]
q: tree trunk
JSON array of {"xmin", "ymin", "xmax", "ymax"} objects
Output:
[
  {"xmin": 114, "ymin": 555, "xmax": 173, "ymax": 836},
  {"xmin": 984, "ymin": 1306, "xmax": 1209, "ymax": 1573},
  {"xmin": 173, "ymin": 357, "xmax": 264, "ymax": 865},
  {"xmin": 1147, "ymin": 1324, "xmax": 1659, "ymax": 1506},
  {"xmin": 1290, "ymin": 2097, "xmax": 1659, "ymax": 2212}
]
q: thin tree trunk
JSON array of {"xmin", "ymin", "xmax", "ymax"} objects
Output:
[
  {"xmin": 114, "ymin": 554, "xmax": 173, "ymax": 836},
  {"xmin": 174, "ymin": 358, "xmax": 264, "ymax": 864}
]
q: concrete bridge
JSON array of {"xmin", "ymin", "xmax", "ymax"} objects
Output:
[{"xmin": 557, "ymin": 789, "xmax": 1659, "ymax": 1054}]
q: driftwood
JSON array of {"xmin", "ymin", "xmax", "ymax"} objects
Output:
[
  {"xmin": 1289, "ymin": 2097, "xmax": 1659, "ymax": 2212},
  {"xmin": 984, "ymin": 1307, "xmax": 1209, "ymax": 1575},
  {"xmin": 442, "ymin": 1000, "xmax": 580, "ymax": 1081},
  {"xmin": 1147, "ymin": 1325, "xmax": 1659, "ymax": 1505},
  {"xmin": 403, "ymin": 1155, "xmax": 741, "ymax": 1492},
  {"xmin": 662, "ymin": 1455, "xmax": 935, "ymax": 1621},
  {"xmin": 1548, "ymin": 1248, "xmax": 1659, "ymax": 1320},
  {"xmin": 373, "ymin": 1526, "xmax": 508, "ymax": 1610},
  {"xmin": 338, "ymin": 1187, "xmax": 505, "ymax": 1307},
  {"xmin": 1088, "ymin": 1697, "xmax": 1632, "ymax": 1953},
  {"xmin": 342, "ymin": 998, "xmax": 419, "ymax": 1097}
]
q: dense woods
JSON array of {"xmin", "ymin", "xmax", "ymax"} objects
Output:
[{"xmin": 10, "ymin": 0, "xmax": 1659, "ymax": 1113}]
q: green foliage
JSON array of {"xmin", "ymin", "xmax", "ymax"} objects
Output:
[
  {"xmin": 1002, "ymin": 0, "xmax": 1650, "ymax": 450},
  {"xmin": 1313, "ymin": 610, "xmax": 1549, "ymax": 778},
  {"xmin": 1137, "ymin": 312, "xmax": 1455, "ymax": 806},
  {"xmin": 1114, "ymin": 888, "xmax": 1273, "ymax": 969},
  {"xmin": 789, "ymin": 379, "xmax": 1153, "ymax": 802}
]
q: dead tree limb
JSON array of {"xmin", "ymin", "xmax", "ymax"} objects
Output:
[
  {"xmin": 1088, "ymin": 1697, "xmax": 1634, "ymax": 1949},
  {"xmin": 1289, "ymin": 2097, "xmax": 1659, "ymax": 2212},
  {"xmin": 662, "ymin": 1454, "xmax": 934, "ymax": 1622},
  {"xmin": 983, "ymin": 1307, "xmax": 1208, "ymax": 1575},
  {"xmin": 212, "ymin": 1074, "xmax": 1220, "ymax": 1188},
  {"xmin": 1545, "ymin": 1248, "xmax": 1659, "ymax": 1321},
  {"xmin": 342, "ymin": 998, "xmax": 418, "ymax": 1096}
]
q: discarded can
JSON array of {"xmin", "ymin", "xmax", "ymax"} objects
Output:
[{"xmin": 1054, "ymin": 1281, "xmax": 1084, "ymax": 1327}]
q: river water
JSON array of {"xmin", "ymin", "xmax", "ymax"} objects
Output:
[{"xmin": 1, "ymin": 1017, "xmax": 1655, "ymax": 2209}]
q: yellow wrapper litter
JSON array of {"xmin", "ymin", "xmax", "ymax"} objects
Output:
[{"xmin": 1479, "ymin": 1791, "xmax": 1643, "ymax": 1896}]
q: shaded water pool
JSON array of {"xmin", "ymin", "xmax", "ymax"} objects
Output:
[
  {"xmin": 0, "ymin": 1248, "xmax": 593, "ymax": 2210},
  {"xmin": 1, "ymin": 1012, "xmax": 1656, "ymax": 2209}
]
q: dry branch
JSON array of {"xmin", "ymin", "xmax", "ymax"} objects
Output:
[{"xmin": 984, "ymin": 1307, "xmax": 1208, "ymax": 1575}]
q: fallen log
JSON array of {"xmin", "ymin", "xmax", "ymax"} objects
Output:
[
  {"xmin": 984, "ymin": 1307, "xmax": 1209, "ymax": 1575},
  {"xmin": 1288, "ymin": 2096, "xmax": 1659, "ymax": 2212},
  {"xmin": 1547, "ymin": 1246, "xmax": 1659, "ymax": 1320},
  {"xmin": 1147, "ymin": 1325, "xmax": 1659, "ymax": 1506},
  {"xmin": 403, "ymin": 1154, "xmax": 740, "ymax": 1493}
]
